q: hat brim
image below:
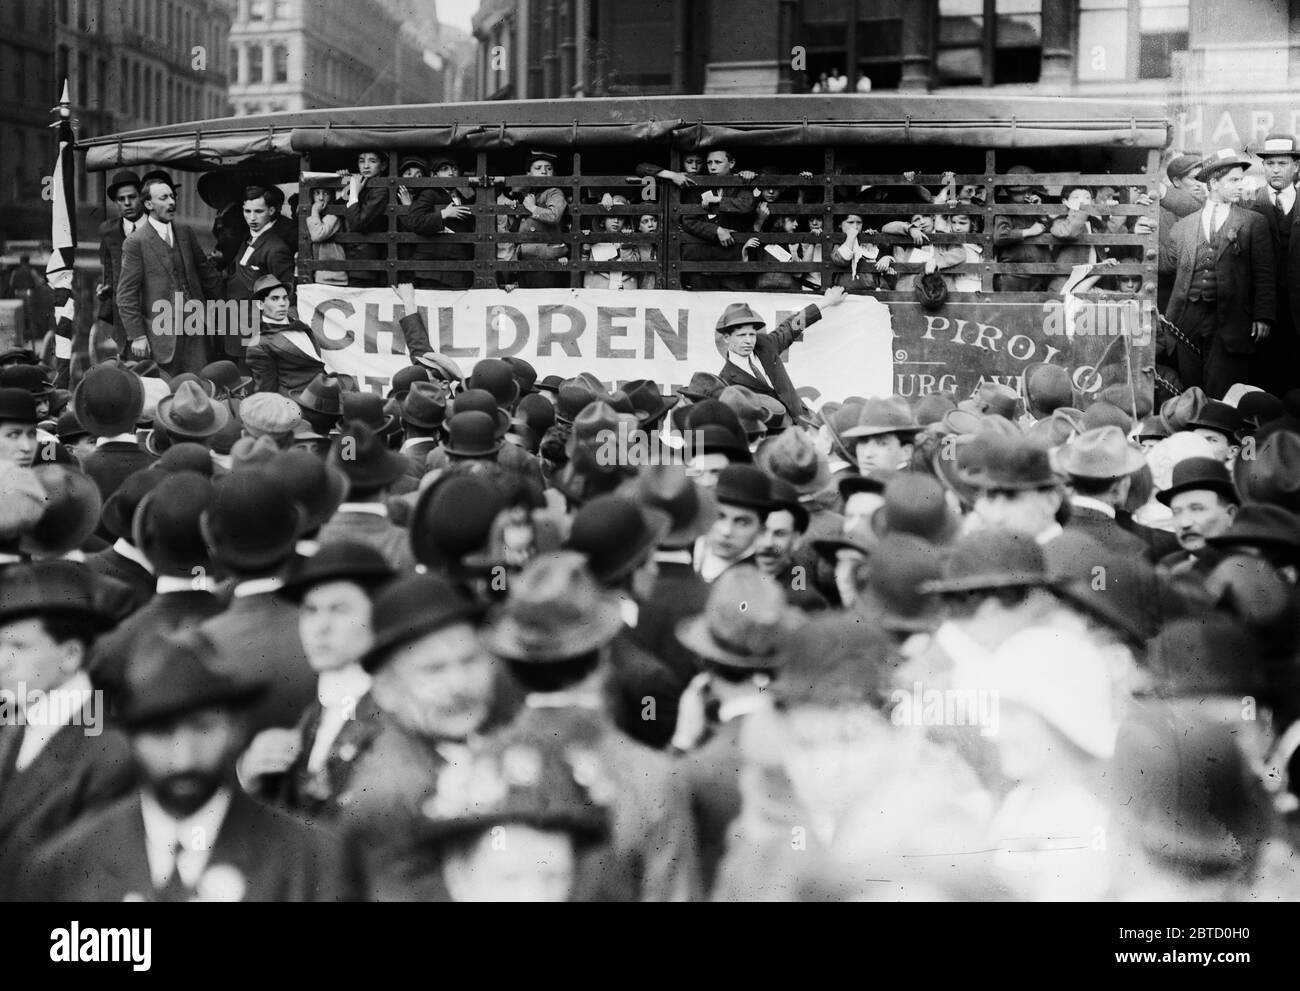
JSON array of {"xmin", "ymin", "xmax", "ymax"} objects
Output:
[
  {"xmin": 1204, "ymin": 531, "xmax": 1300, "ymax": 554},
  {"xmin": 413, "ymin": 353, "xmax": 465, "ymax": 382},
  {"xmin": 842, "ymin": 423, "xmax": 921, "ymax": 440},
  {"xmin": 156, "ymin": 398, "xmax": 232, "ymax": 440},
  {"xmin": 1058, "ymin": 447, "xmax": 1147, "ymax": 480},
  {"xmin": 1155, "ymin": 478, "xmax": 1239, "ymax": 507},
  {"xmin": 1195, "ymin": 157, "xmax": 1253, "ymax": 182},
  {"xmin": 579, "ymin": 508, "xmax": 673, "ymax": 586},
  {"xmin": 481, "ymin": 599, "xmax": 624, "ymax": 662},
  {"xmin": 811, "ymin": 535, "xmax": 873, "ymax": 562},
  {"xmin": 674, "ymin": 613, "xmax": 784, "ymax": 670},
  {"xmin": 440, "ymin": 439, "xmax": 503, "ymax": 459},
  {"xmin": 921, "ymin": 573, "xmax": 1052, "ymax": 595}
]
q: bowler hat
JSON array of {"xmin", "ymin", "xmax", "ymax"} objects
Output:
[
  {"xmin": 200, "ymin": 360, "xmax": 253, "ymax": 396},
  {"xmin": 0, "ymin": 364, "xmax": 55, "ymax": 397},
  {"xmin": 754, "ymin": 428, "xmax": 831, "ymax": 497},
  {"xmin": 263, "ymin": 449, "xmax": 349, "ymax": 532},
  {"xmin": 156, "ymin": 381, "xmax": 231, "ymax": 440},
  {"xmin": 856, "ymin": 533, "xmax": 945, "ymax": 634},
  {"xmin": 837, "ymin": 471, "xmax": 892, "ymax": 503},
  {"xmin": 73, "ymin": 364, "xmax": 144, "ymax": 437},
  {"xmin": 156, "ymin": 442, "xmax": 214, "ymax": 476},
  {"xmin": 676, "ymin": 371, "xmax": 728, "ymax": 403},
  {"xmin": 140, "ymin": 169, "xmax": 181, "ymax": 191},
  {"xmin": 0, "ymin": 387, "xmax": 39, "ymax": 425},
  {"xmin": 1156, "ymin": 456, "xmax": 1239, "ymax": 507},
  {"xmin": 441, "ymin": 411, "xmax": 503, "ymax": 458},
  {"xmin": 410, "ymin": 474, "xmax": 505, "ymax": 575},
  {"xmin": 388, "ymin": 364, "xmax": 433, "ymax": 400},
  {"xmin": 469, "ymin": 358, "xmax": 520, "ymax": 408},
  {"xmin": 106, "ymin": 169, "xmax": 143, "ymax": 200},
  {"xmin": 100, "ymin": 468, "xmax": 166, "ymax": 540},
  {"xmin": 1237, "ymin": 391, "xmax": 1285, "ymax": 432},
  {"xmin": 1233, "ymin": 429, "xmax": 1300, "ymax": 512},
  {"xmin": 1022, "ymin": 363, "xmax": 1073, "ymax": 417},
  {"xmin": 341, "ymin": 392, "xmax": 398, "ymax": 440},
  {"xmin": 329, "ymin": 424, "xmax": 408, "ymax": 488},
  {"xmin": 713, "ymin": 464, "xmax": 772, "ymax": 513},
  {"xmin": 501, "ymin": 356, "xmax": 538, "ymax": 396},
  {"xmin": 676, "ymin": 565, "xmax": 801, "ymax": 670},
  {"xmin": 536, "ymin": 374, "xmax": 563, "ymax": 396},
  {"xmin": 240, "ymin": 392, "xmax": 301, "ymax": 438},
  {"xmin": 133, "ymin": 471, "xmax": 213, "ymax": 577},
  {"xmin": 1195, "ymin": 147, "xmax": 1253, "ymax": 183},
  {"xmin": 620, "ymin": 464, "xmax": 718, "ymax": 549},
  {"xmin": 766, "ymin": 477, "xmax": 810, "ymax": 533},
  {"xmin": 842, "ymin": 397, "xmax": 921, "ymax": 440},
  {"xmin": 565, "ymin": 495, "xmax": 672, "ymax": 586},
  {"xmin": 715, "ymin": 302, "xmax": 766, "ymax": 334},
  {"xmin": 0, "ymin": 559, "xmax": 120, "ymax": 629},
  {"xmin": 449, "ymin": 388, "xmax": 510, "ymax": 437},
  {"xmin": 811, "ymin": 519, "xmax": 877, "ymax": 563},
  {"xmin": 119, "ymin": 628, "xmax": 266, "ymax": 729},
  {"xmin": 0, "ymin": 348, "xmax": 39, "ymax": 367},
  {"xmin": 1205, "ymin": 504, "xmax": 1300, "ymax": 559},
  {"xmin": 516, "ymin": 392, "xmax": 556, "ymax": 439},
  {"xmin": 281, "ymin": 540, "xmax": 394, "ymax": 603},
  {"xmin": 1146, "ymin": 615, "xmax": 1262, "ymax": 697},
  {"xmin": 21, "ymin": 465, "xmax": 103, "ymax": 558},
  {"xmin": 921, "ymin": 527, "xmax": 1051, "ymax": 594},
  {"xmin": 621, "ymin": 379, "xmax": 677, "ymax": 427},
  {"xmin": 56, "ymin": 409, "xmax": 89, "ymax": 443},
  {"xmin": 401, "ymin": 380, "xmax": 449, "ymax": 431},
  {"xmin": 200, "ymin": 468, "xmax": 304, "ymax": 571},
  {"xmin": 1185, "ymin": 399, "xmax": 1242, "ymax": 441},
  {"xmin": 871, "ymin": 472, "xmax": 961, "ymax": 545},
  {"xmin": 963, "ymin": 437, "xmax": 1059, "ymax": 491},
  {"xmin": 0, "ymin": 467, "xmax": 46, "ymax": 543},
  {"xmin": 1057, "ymin": 425, "xmax": 1146, "ymax": 480},
  {"xmin": 481, "ymin": 552, "xmax": 624, "ymax": 662}
]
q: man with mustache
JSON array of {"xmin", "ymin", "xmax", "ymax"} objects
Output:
[{"xmin": 1156, "ymin": 456, "xmax": 1240, "ymax": 579}]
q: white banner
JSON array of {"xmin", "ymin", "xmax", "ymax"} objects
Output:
[{"xmin": 295, "ymin": 286, "xmax": 895, "ymax": 409}]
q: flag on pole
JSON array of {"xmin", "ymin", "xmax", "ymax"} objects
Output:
[{"xmin": 45, "ymin": 80, "xmax": 82, "ymax": 386}]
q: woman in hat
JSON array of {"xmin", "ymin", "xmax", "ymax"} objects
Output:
[
  {"xmin": 515, "ymin": 151, "xmax": 570, "ymax": 289},
  {"xmin": 400, "ymin": 155, "xmax": 475, "ymax": 290},
  {"xmin": 343, "ymin": 150, "xmax": 390, "ymax": 288}
]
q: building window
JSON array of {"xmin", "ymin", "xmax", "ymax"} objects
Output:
[
  {"xmin": 250, "ymin": 0, "xmax": 267, "ymax": 20},
  {"xmin": 273, "ymin": 43, "xmax": 289, "ymax": 83},
  {"xmin": 1077, "ymin": 0, "xmax": 1188, "ymax": 81},
  {"xmin": 249, "ymin": 45, "xmax": 264, "ymax": 82},
  {"xmin": 798, "ymin": 0, "xmax": 903, "ymax": 92},
  {"xmin": 230, "ymin": 44, "xmax": 240, "ymax": 82},
  {"xmin": 274, "ymin": 0, "xmax": 291, "ymax": 19},
  {"xmin": 936, "ymin": 0, "xmax": 1041, "ymax": 86}
]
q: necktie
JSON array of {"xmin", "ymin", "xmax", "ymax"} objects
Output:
[
  {"xmin": 748, "ymin": 356, "xmax": 770, "ymax": 388},
  {"xmin": 158, "ymin": 839, "xmax": 192, "ymax": 902}
]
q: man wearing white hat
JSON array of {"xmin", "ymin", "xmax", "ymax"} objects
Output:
[
  {"xmin": 1162, "ymin": 147, "xmax": 1275, "ymax": 400},
  {"xmin": 1245, "ymin": 134, "xmax": 1300, "ymax": 395}
]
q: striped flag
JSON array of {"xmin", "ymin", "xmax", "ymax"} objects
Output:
[{"xmin": 45, "ymin": 80, "xmax": 84, "ymax": 387}]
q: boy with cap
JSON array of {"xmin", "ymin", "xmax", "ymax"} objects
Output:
[
  {"xmin": 515, "ymin": 151, "xmax": 569, "ymax": 289},
  {"xmin": 842, "ymin": 396, "xmax": 922, "ymax": 475},
  {"xmin": 16, "ymin": 627, "xmax": 356, "ymax": 901},
  {"xmin": 245, "ymin": 274, "xmax": 326, "ymax": 396},
  {"xmin": 1162, "ymin": 148, "xmax": 1275, "ymax": 399},
  {"xmin": 397, "ymin": 155, "xmax": 475, "ymax": 290}
]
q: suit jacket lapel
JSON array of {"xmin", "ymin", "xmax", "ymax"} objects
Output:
[{"xmin": 100, "ymin": 795, "xmax": 156, "ymax": 897}]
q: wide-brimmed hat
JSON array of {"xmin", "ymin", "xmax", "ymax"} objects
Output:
[
  {"xmin": 718, "ymin": 384, "xmax": 783, "ymax": 436},
  {"xmin": 156, "ymin": 380, "xmax": 231, "ymax": 441},
  {"xmin": 440, "ymin": 411, "xmax": 503, "ymax": 458},
  {"xmin": 565, "ymin": 495, "xmax": 672, "ymax": 586},
  {"xmin": 1195, "ymin": 147, "xmax": 1254, "ymax": 182},
  {"xmin": 340, "ymin": 392, "xmax": 398, "ymax": 441},
  {"xmin": 1156, "ymin": 456, "xmax": 1239, "ymax": 507},
  {"xmin": 842, "ymin": 397, "xmax": 921, "ymax": 440},
  {"xmin": 676, "ymin": 565, "xmax": 802, "ymax": 669},
  {"xmin": 554, "ymin": 378, "xmax": 601, "ymax": 425},
  {"xmin": 120, "ymin": 628, "xmax": 266, "ymax": 729},
  {"xmin": 0, "ymin": 559, "xmax": 120, "ymax": 629},
  {"xmin": 20, "ymin": 465, "xmax": 103, "ymax": 558},
  {"xmin": 963, "ymin": 437, "xmax": 1060, "ymax": 491},
  {"xmin": 132, "ymin": 470, "xmax": 213, "ymax": 578},
  {"xmin": 241, "ymin": 392, "xmax": 302, "ymax": 438},
  {"xmin": 1185, "ymin": 399, "xmax": 1242, "ymax": 441},
  {"xmin": 714, "ymin": 302, "xmax": 766, "ymax": 334},
  {"xmin": 481, "ymin": 552, "xmax": 624, "ymax": 662},
  {"xmin": 621, "ymin": 379, "xmax": 678, "ymax": 427},
  {"xmin": 200, "ymin": 468, "xmax": 304, "ymax": 571},
  {"xmin": 281, "ymin": 540, "xmax": 394, "ymax": 603},
  {"xmin": 0, "ymin": 364, "xmax": 55, "ymax": 398},
  {"xmin": 448, "ymin": 388, "xmax": 510, "ymax": 438},
  {"xmin": 675, "ymin": 371, "xmax": 728, "ymax": 403},
  {"xmin": 73, "ymin": 364, "xmax": 144, "ymax": 437},
  {"xmin": 329, "ymin": 423, "xmax": 408, "ymax": 489},
  {"xmin": 620, "ymin": 464, "xmax": 718, "ymax": 549},
  {"xmin": 1205, "ymin": 504, "xmax": 1300, "ymax": 559},
  {"xmin": 974, "ymin": 382, "xmax": 1020, "ymax": 421},
  {"xmin": 200, "ymin": 360, "xmax": 253, "ymax": 396},
  {"xmin": 106, "ymin": 169, "xmax": 143, "ymax": 200},
  {"xmin": 1056, "ymin": 425, "xmax": 1146, "ymax": 480},
  {"xmin": 921, "ymin": 527, "xmax": 1051, "ymax": 594},
  {"xmin": 0, "ymin": 387, "xmax": 39, "ymax": 425}
]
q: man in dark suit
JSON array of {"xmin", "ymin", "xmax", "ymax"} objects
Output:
[
  {"xmin": 83, "ymin": 468, "xmax": 163, "ymax": 610},
  {"xmin": 0, "ymin": 561, "xmax": 135, "ymax": 896},
  {"xmin": 716, "ymin": 286, "xmax": 846, "ymax": 426},
  {"xmin": 1058, "ymin": 426, "xmax": 1153, "ymax": 562},
  {"xmin": 1244, "ymin": 134, "xmax": 1300, "ymax": 395},
  {"xmin": 74, "ymin": 364, "xmax": 156, "ymax": 505},
  {"xmin": 245, "ymin": 275, "xmax": 326, "ymax": 396},
  {"xmin": 222, "ymin": 186, "xmax": 296, "ymax": 360},
  {"xmin": 116, "ymin": 175, "xmax": 225, "ymax": 376},
  {"xmin": 315, "ymin": 425, "xmax": 415, "ymax": 572},
  {"xmin": 96, "ymin": 170, "xmax": 145, "ymax": 353},
  {"xmin": 1154, "ymin": 456, "xmax": 1239, "ymax": 579},
  {"xmin": 1162, "ymin": 148, "xmax": 1276, "ymax": 399},
  {"xmin": 15, "ymin": 627, "xmax": 355, "ymax": 902},
  {"xmin": 397, "ymin": 381, "xmax": 446, "ymax": 480}
]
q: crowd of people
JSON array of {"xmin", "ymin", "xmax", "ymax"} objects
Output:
[{"xmin": 0, "ymin": 136, "xmax": 1298, "ymax": 902}]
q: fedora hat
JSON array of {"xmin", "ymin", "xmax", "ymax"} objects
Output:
[
  {"xmin": 1205, "ymin": 504, "xmax": 1300, "ymax": 559},
  {"xmin": 718, "ymin": 384, "xmax": 782, "ymax": 437},
  {"xmin": 0, "ymin": 364, "xmax": 55, "ymax": 398},
  {"xmin": 754, "ymin": 428, "xmax": 832, "ymax": 497},
  {"xmin": 1156, "ymin": 456, "xmax": 1238, "ymax": 507},
  {"xmin": 200, "ymin": 468, "xmax": 304, "ymax": 571},
  {"xmin": 0, "ymin": 559, "xmax": 120, "ymax": 629},
  {"xmin": 449, "ymin": 388, "xmax": 511, "ymax": 438},
  {"xmin": 100, "ymin": 468, "xmax": 167, "ymax": 541},
  {"xmin": 676, "ymin": 371, "xmax": 728, "ymax": 403},
  {"xmin": 410, "ymin": 474, "xmax": 505, "ymax": 575},
  {"xmin": 1236, "ymin": 391, "xmax": 1285, "ymax": 432},
  {"xmin": 1057, "ymin": 425, "xmax": 1146, "ymax": 480},
  {"xmin": 856, "ymin": 532, "xmax": 945, "ymax": 634},
  {"xmin": 565, "ymin": 495, "xmax": 672, "ymax": 586},
  {"xmin": 975, "ymin": 382, "xmax": 1020, "ymax": 421},
  {"xmin": 133, "ymin": 470, "xmax": 213, "ymax": 577},
  {"xmin": 715, "ymin": 302, "xmax": 766, "ymax": 335},
  {"xmin": 482, "ymin": 552, "xmax": 624, "ymax": 662},
  {"xmin": 1158, "ymin": 387, "xmax": 1206, "ymax": 434},
  {"xmin": 240, "ymin": 392, "xmax": 301, "ymax": 438},
  {"xmin": 441, "ymin": 411, "xmax": 503, "ymax": 459},
  {"xmin": 1024, "ymin": 407, "xmax": 1083, "ymax": 450},
  {"xmin": 468, "ymin": 358, "xmax": 521, "ymax": 409},
  {"xmin": 0, "ymin": 387, "xmax": 39, "ymax": 425},
  {"xmin": 120, "ymin": 628, "xmax": 266, "ymax": 729},
  {"xmin": 329, "ymin": 423, "xmax": 408, "ymax": 489},
  {"xmin": 230, "ymin": 435, "xmax": 280, "ymax": 471},
  {"xmin": 712, "ymin": 464, "xmax": 772, "ymax": 513},
  {"xmin": 156, "ymin": 380, "xmax": 231, "ymax": 441},
  {"xmin": 676, "ymin": 565, "xmax": 802, "ymax": 670},
  {"xmin": 401, "ymin": 380, "xmax": 449, "ymax": 431},
  {"xmin": 1233, "ymin": 429, "xmax": 1300, "ymax": 512},
  {"xmin": 1079, "ymin": 399, "xmax": 1132, "ymax": 434},
  {"xmin": 963, "ymin": 437, "xmax": 1059, "ymax": 491},
  {"xmin": 914, "ymin": 392, "xmax": 957, "ymax": 425},
  {"xmin": 292, "ymin": 372, "xmax": 345, "ymax": 419},
  {"xmin": 568, "ymin": 400, "xmax": 621, "ymax": 453},
  {"xmin": 921, "ymin": 527, "xmax": 1051, "ymax": 594},
  {"xmin": 1185, "ymin": 399, "xmax": 1242, "ymax": 441},
  {"xmin": 73, "ymin": 364, "xmax": 144, "ymax": 437},
  {"xmin": 871, "ymin": 472, "xmax": 961, "ymax": 546},
  {"xmin": 21, "ymin": 465, "xmax": 103, "ymax": 558},
  {"xmin": 1022, "ymin": 363, "xmax": 1074, "ymax": 417},
  {"xmin": 166, "ymin": 372, "xmax": 216, "ymax": 398},
  {"xmin": 1195, "ymin": 147, "xmax": 1253, "ymax": 183},
  {"xmin": 281, "ymin": 540, "xmax": 394, "ymax": 604},
  {"xmin": 200, "ymin": 360, "xmax": 252, "ymax": 397},
  {"xmin": 106, "ymin": 169, "xmax": 143, "ymax": 200},
  {"xmin": 501, "ymin": 356, "xmax": 538, "ymax": 396},
  {"xmin": 621, "ymin": 379, "xmax": 678, "ymax": 427},
  {"xmin": 842, "ymin": 397, "xmax": 921, "ymax": 440},
  {"xmin": 554, "ymin": 378, "xmax": 600, "ymax": 425},
  {"xmin": 341, "ymin": 391, "xmax": 397, "ymax": 439},
  {"xmin": 1135, "ymin": 414, "xmax": 1170, "ymax": 442},
  {"xmin": 250, "ymin": 273, "xmax": 290, "ymax": 300},
  {"xmin": 620, "ymin": 464, "xmax": 719, "ymax": 549}
]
